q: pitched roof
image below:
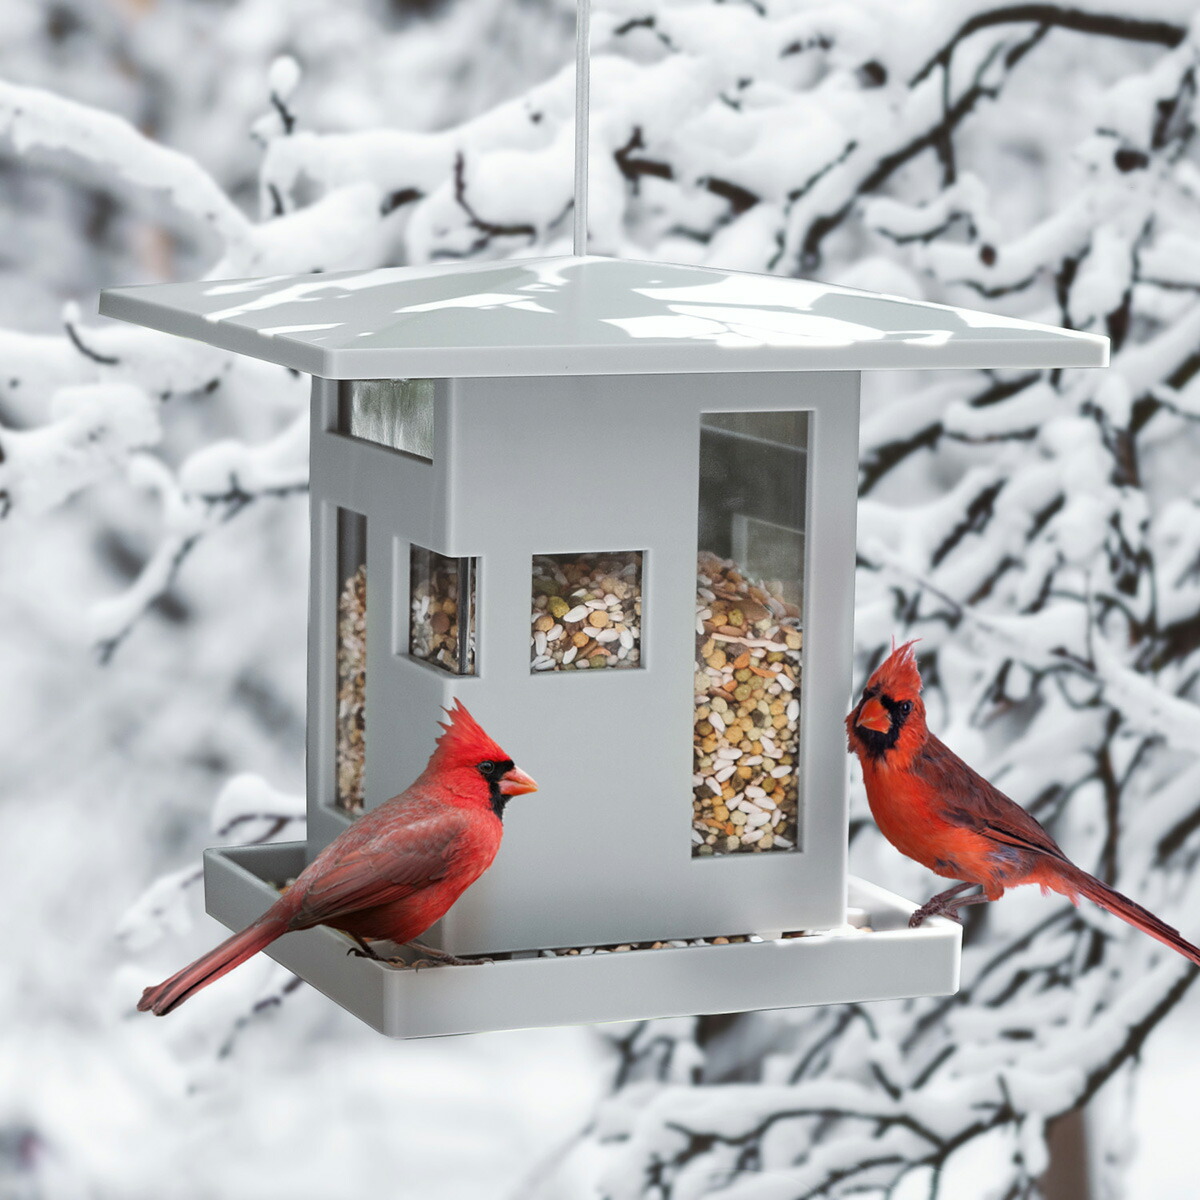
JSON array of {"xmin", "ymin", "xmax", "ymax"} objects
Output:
[{"xmin": 99, "ymin": 254, "xmax": 1107, "ymax": 379}]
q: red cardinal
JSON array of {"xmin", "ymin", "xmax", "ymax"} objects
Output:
[
  {"xmin": 846, "ymin": 641, "xmax": 1200, "ymax": 965},
  {"xmin": 138, "ymin": 701, "xmax": 538, "ymax": 1015}
]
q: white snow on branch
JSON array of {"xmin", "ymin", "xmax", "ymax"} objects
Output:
[
  {"xmin": 1090, "ymin": 632, "xmax": 1200, "ymax": 751},
  {"xmin": 209, "ymin": 773, "xmax": 305, "ymax": 837},
  {"xmin": 0, "ymin": 78, "xmax": 253, "ymax": 256},
  {"xmin": 88, "ymin": 409, "xmax": 307, "ymax": 657},
  {"xmin": 0, "ymin": 382, "xmax": 159, "ymax": 518}
]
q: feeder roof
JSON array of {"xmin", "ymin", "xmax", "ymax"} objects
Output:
[{"xmin": 99, "ymin": 254, "xmax": 1107, "ymax": 379}]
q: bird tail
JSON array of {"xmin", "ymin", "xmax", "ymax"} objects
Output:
[
  {"xmin": 138, "ymin": 914, "xmax": 289, "ymax": 1016},
  {"xmin": 1054, "ymin": 864, "xmax": 1200, "ymax": 968}
]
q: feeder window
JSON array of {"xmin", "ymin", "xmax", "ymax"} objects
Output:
[
  {"xmin": 693, "ymin": 412, "xmax": 807, "ymax": 856},
  {"xmin": 336, "ymin": 508, "xmax": 368, "ymax": 814},
  {"xmin": 339, "ymin": 380, "xmax": 435, "ymax": 461},
  {"xmin": 409, "ymin": 546, "xmax": 477, "ymax": 675},
  {"xmin": 530, "ymin": 552, "xmax": 643, "ymax": 671}
]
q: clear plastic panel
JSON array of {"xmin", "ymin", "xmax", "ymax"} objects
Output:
[
  {"xmin": 341, "ymin": 380, "xmax": 435, "ymax": 461},
  {"xmin": 531, "ymin": 551, "xmax": 643, "ymax": 672},
  {"xmin": 336, "ymin": 509, "xmax": 367, "ymax": 814},
  {"xmin": 693, "ymin": 412, "xmax": 807, "ymax": 856},
  {"xmin": 410, "ymin": 546, "xmax": 477, "ymax": 675}
]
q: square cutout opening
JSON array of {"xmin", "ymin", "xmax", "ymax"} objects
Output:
[
  {"xmin": 409, "ymin": 546, "xmax": 476, "ymax": 675},
  {"xmin": 531, "ymin": 551, "xmax": 643, "ymax": 672}
]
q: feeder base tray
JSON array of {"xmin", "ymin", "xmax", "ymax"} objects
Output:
[{"xmin": 204, "ymin": 842, "xmax": 961, "ymax": 1038}]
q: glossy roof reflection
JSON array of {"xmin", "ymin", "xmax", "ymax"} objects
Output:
[{"xmin": 99, "ymin": 255, "xmax": 1108, "ymax": 378}]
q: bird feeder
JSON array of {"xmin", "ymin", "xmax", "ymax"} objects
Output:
[
  {"xmin": 100, "ymin": 255, "xmax": 1106, "ymax": 1035},
  {"xmin": 99, "ymin": 13, "xmax": 1107, "ymax": 1035}
]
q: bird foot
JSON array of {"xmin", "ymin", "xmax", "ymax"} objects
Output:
[
  {"xmin": 346, "ymin": 940, "xmax": 412, "ymax": 965},
  {"xmin": 910, "ymin": 887, "xmax": 990, "ymax": 928},
  {"xmin": 347, "ymin": 946, "xmax": 434, "ymax": 968},
  {"xmin": 409, "ymin": 955, "xmax": 493, "ymax": 971},
  {"xmin": 910, "ymin": 909, "xmax": 966, "ymax": 929},
  {"xmin": 405, "ymin": 940, "xmax": 493, "ymax": 968},
  {"xmin": 908, "ymin": 901, "xmax": 964, "ymax": 928},
  {"xmin": 346, "ymin": 940, "xmax": 492, "ymax": 968}
]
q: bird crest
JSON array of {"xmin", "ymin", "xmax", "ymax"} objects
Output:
[
  {"xmin": 866, "ymin": 638, "xmax": 923, "ymax": 700},
  {"xmin": 431, "ymin": 699, "xmax": 509, "ymax": 770}
]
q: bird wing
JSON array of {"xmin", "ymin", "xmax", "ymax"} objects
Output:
[
  {"xmin": 916, "ymin": 735, "xmax": 1069, "ymax": 862},
  {"xmin": 287, "ymin": 800, "xmax": 469, "ymax": 929}
]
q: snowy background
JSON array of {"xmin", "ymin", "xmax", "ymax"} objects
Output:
[{"xmin": 3, "ymin": 0, "xmax": 1200, "ymax": 1197}]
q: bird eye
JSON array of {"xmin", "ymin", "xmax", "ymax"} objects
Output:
[
  {"xmin": 477, "ymin": 760, "xmax": 496, "ymax": 778},
  {"xmin": 898, "ymin": 701, "xmax": 913, "ymax": 716}
]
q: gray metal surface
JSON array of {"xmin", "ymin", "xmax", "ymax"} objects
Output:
[
  {"xmin": 308, "ymin": 371, "xmax": 859, "ymax": 956},
  {"xmin": 204, "ymin": 841, "xmax": 962, "ymax": 1038},
  {"xmin": 98, "ymin": 255, "xmax": 1108, "ymax": 379}
]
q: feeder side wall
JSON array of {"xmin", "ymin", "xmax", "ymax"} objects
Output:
[{"xmin": 428, "ymin": 372, "xmax": 859, "ymax": 955}]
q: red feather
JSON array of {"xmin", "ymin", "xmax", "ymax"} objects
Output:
[
  {"xmin": 847, "ymin": 644, "xmax": 1200, "ymax": 965},
  {"xmin": 138, "ymin": 704, "xmax": 534, "ymax": 1015},
  {"xmin": 429, "ymin": 699, "xmax": 512, "ymax": 775}
]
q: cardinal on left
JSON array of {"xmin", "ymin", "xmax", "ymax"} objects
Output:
[{"xmin": 138, "ymin": 701, "xmax": 537, "ymax": 1015}]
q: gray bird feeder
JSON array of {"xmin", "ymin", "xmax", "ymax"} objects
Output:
[{"xmin": 99, "ymin": 19, "xmax": 1107, "ymax": 1036}]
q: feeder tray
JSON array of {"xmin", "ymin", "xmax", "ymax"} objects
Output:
[{"xmin": 207, "ymin": 841, "xmax": 961, "ymax": 1038}]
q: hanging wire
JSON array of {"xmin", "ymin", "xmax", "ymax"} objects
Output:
[{"xmin": 573, "ymin": 0, "xmax": 590, "ymax": 256}]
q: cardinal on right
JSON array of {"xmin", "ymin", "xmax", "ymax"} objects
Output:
[{"xmin": 846, "ymin": 640, "xmax": 1200, "ymax": 966}]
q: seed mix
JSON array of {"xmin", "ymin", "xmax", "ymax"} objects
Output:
[
  {"xmin": 336, "ymin": 563, "xmax": 367, "ymax": 813},
  {"xmin": 530, "ymin": 552, "xmax": 642, "ymax": 671},
  {"xmin": 692, "ymin": 552, "xmax": 802, "ymax": 855}
]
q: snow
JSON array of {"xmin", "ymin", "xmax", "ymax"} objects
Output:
[
  {"xmin": 0, "ymin": 77, "xmax": 252, "ymax": 257},
  {"xmin": 267, "ymin": 56, "xmax": 301, "ymax": 104},
  {"xmin": 0, "ymin": 382, "xmax": 159, "ymax": 517}
]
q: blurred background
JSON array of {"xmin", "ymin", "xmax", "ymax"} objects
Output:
[{"xmin": 3, "ymin": 0, "xmax": 1199, "ymax": 1196}]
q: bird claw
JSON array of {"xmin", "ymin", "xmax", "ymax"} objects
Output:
[
  {"xmin": 347, "ymin": 945, "xmax": 417, "ymax": 967},
  {"xmin": 909, "ymin": 904, "xmax": 966, "ymax": 928},
  {"xmin": 908, "ymin": 904, "xmax": 952, "ymax": 928},
  {"xmin": 404, "ymin": 940, "xmax": 492, "ymax": 967},
  {"xmin": 410, "ymin": 952, "xmax": 493, "ymax": 969},
  {"xmin": 348, "ymin": 941, "xmax": 494, "ymax": 968}
]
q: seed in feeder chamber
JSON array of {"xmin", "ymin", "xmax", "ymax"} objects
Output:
[
  {"xmin": 334, "ymin": 508, "xmax": 369, "ymax": 814},
  {"xmin": 336, "ymin": 561, "xmax": 367, "ymax": 814},
  {"xmin": 530, "ymin": 551, "xmax": 642, "ymax": 672},
  {"xmin": 410, "ymin": 545, "xmax": 477, "ymax": 675},
  {"xmin": 692, "ymin": 553, "xmax": 802, "ymax": 855}
]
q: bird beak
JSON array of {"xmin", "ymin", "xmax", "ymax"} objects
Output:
[
  {"xmin": 856, "ymin": 697, "xmax": 891, "ymax": 734},
  {"xmin": 498, "ymin": 765, "xmax": 539, "ymax": 796}
]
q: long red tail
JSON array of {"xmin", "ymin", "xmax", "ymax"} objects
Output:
[
  {"xmin": 1053, "ymin": 864, "xmax": 1200, "ymax": 967},
  {"xmin": 138, "ymin": 914, "xmax": 289, "ymax": 1016}
]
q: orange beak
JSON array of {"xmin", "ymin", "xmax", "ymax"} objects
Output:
[
  {"xmin": 856, "ymin": 696, "xmax": 891, "ymax": 734},
  {"xmin": 499, "ymin": 765, "xmax": 539, "ymax": 796}
]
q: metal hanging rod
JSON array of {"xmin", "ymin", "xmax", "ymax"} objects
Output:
[{"xmin": 573, "ymin": 0, "xmax": 590, "ymax": 256}]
